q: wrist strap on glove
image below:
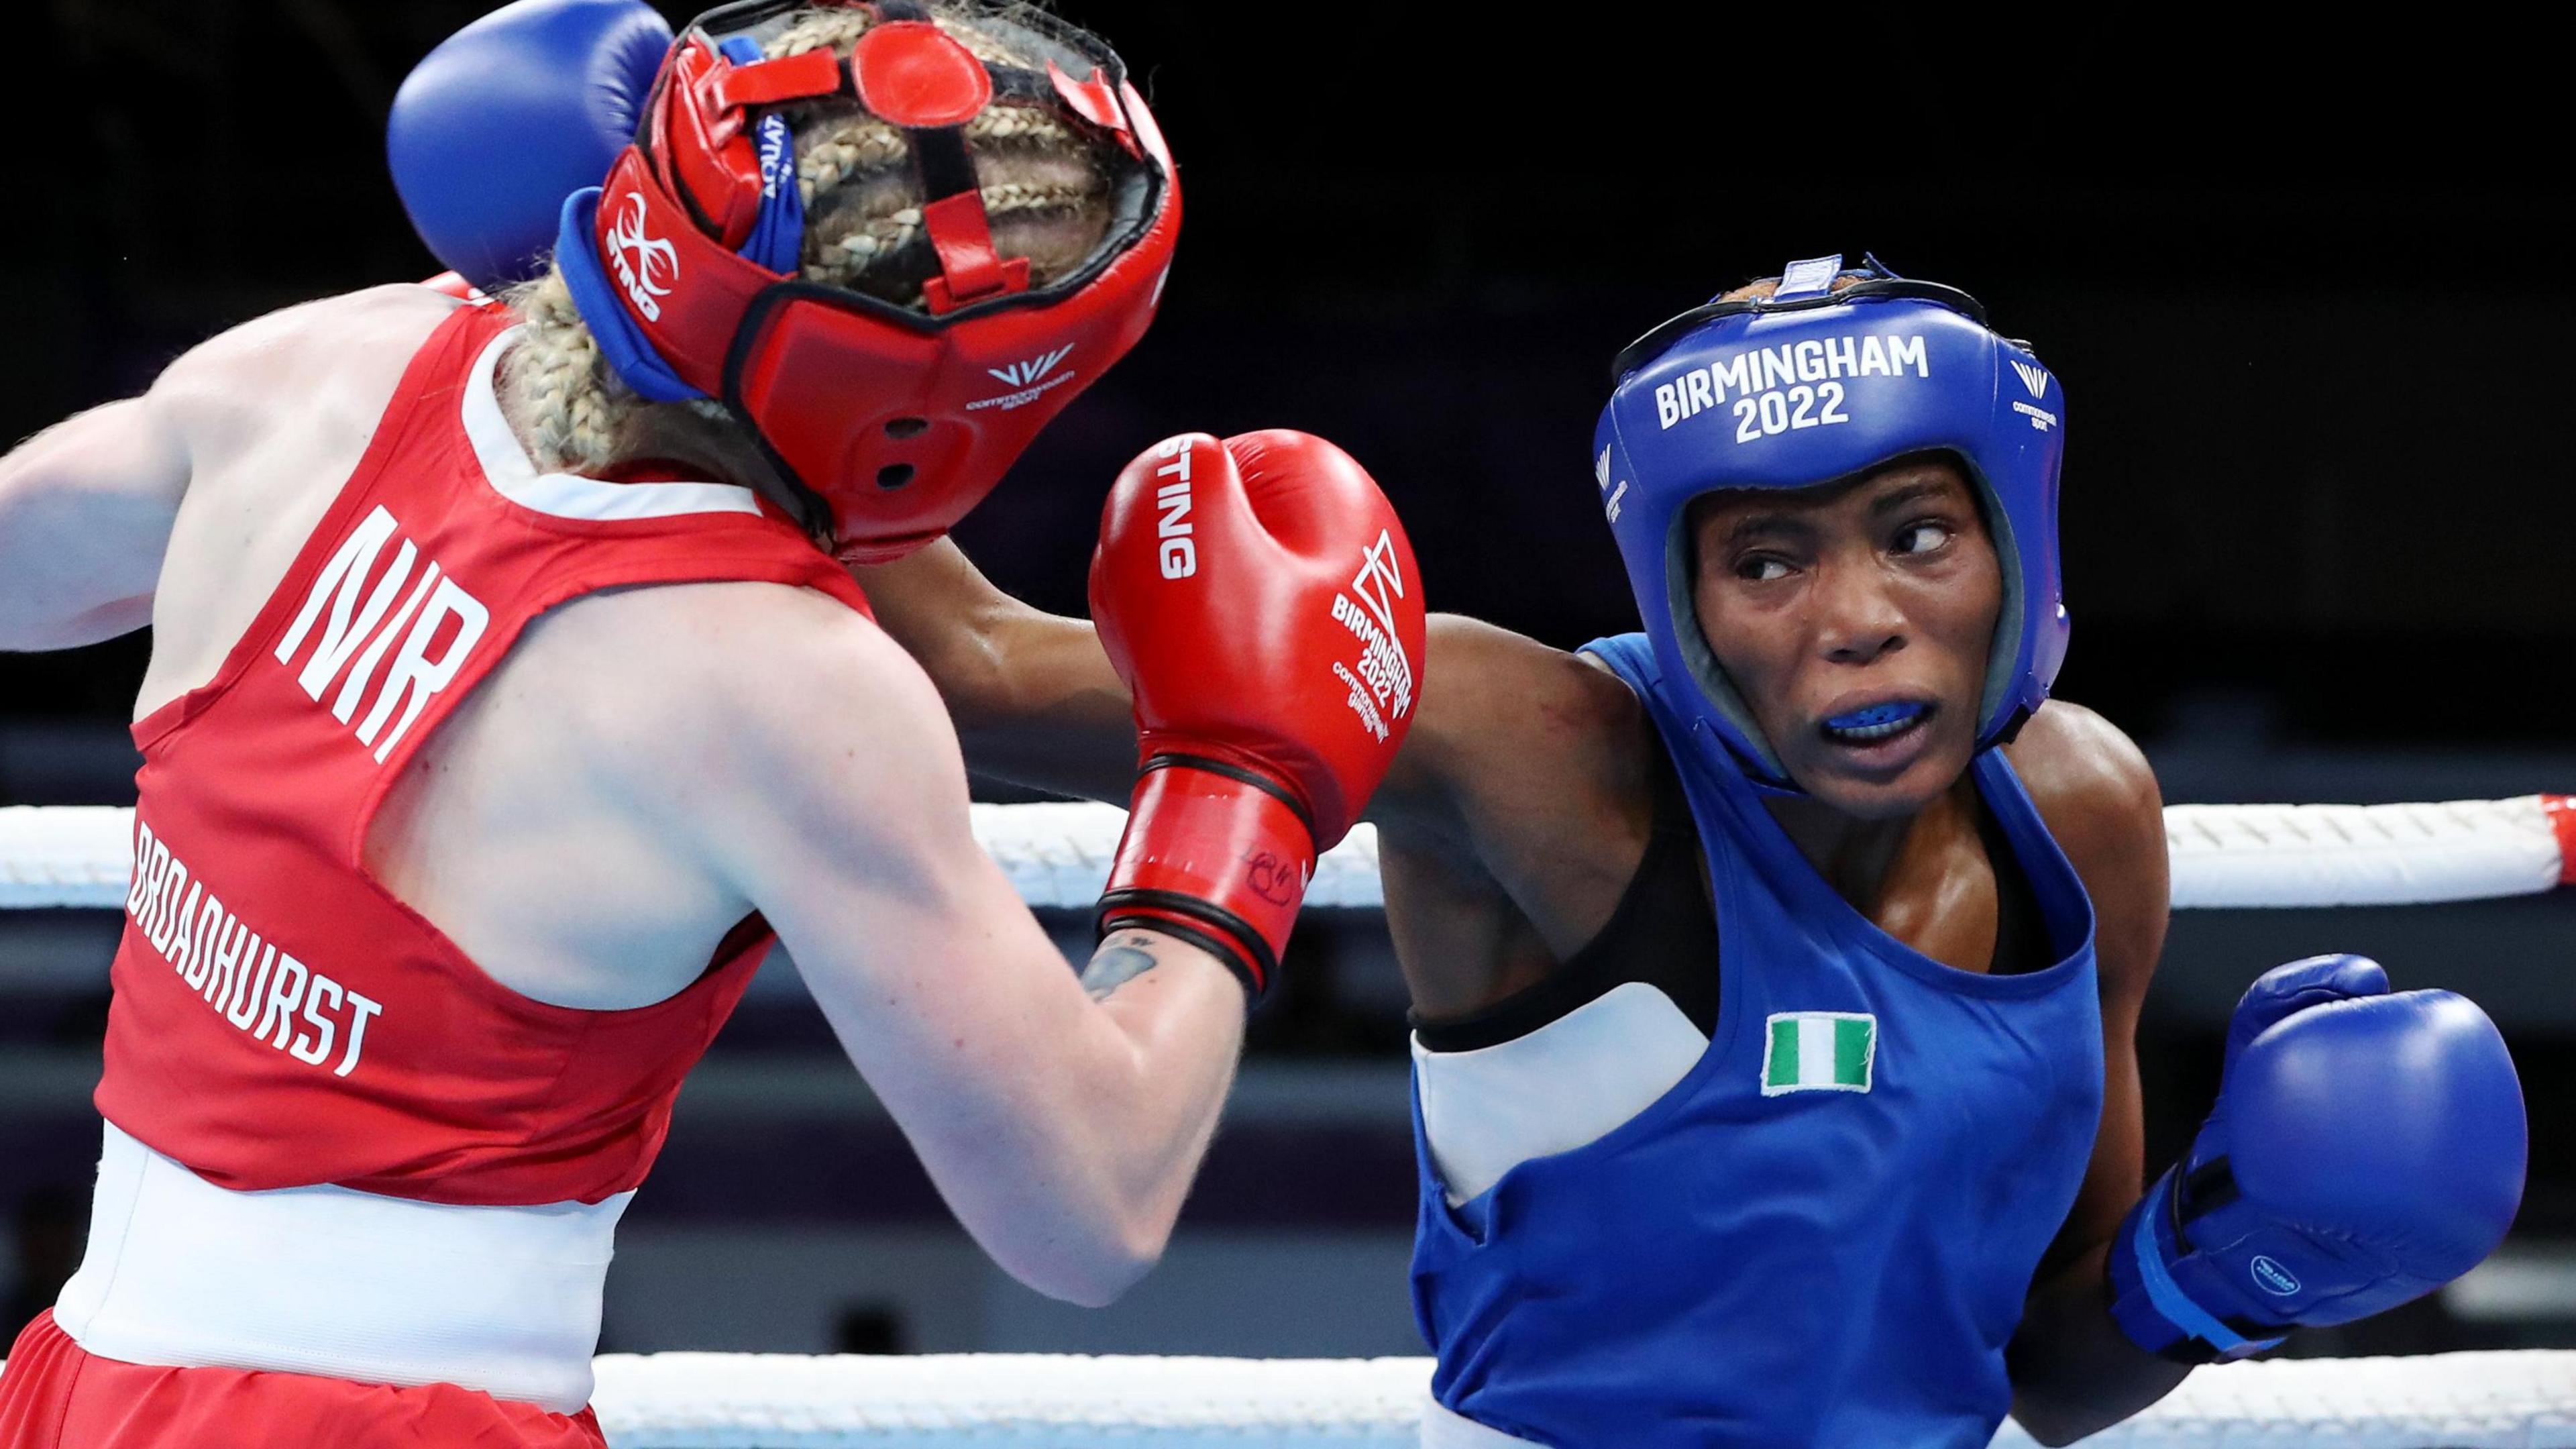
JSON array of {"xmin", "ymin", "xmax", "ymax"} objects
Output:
[
  {"xmin": 1097, "ymin": 755, "xmax": 1316, "ymax": 1003},
  {"xmin": 2106, "ymin": 1163, "xmax": 2292, "ymax": 1364}
]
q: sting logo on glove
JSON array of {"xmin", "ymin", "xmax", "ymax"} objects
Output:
[
  {"xmin": 1092, "ymin": 431, "xmax": 1427, "ymax": 1002},
  {"xmin": 1148, "ymin": 439, "xmax": 1197, "ymax": 579}
]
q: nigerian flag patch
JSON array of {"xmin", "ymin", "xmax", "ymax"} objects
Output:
[{"xmin": 1762, "ymin": 1012, "xmax": 1876, "ymax": 1095}]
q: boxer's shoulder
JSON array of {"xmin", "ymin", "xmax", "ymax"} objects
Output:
[
  {"xmin": 149, "ymin": 285, "xmax": 460, "ymax": 457},
  {"xmin": 156, "ymin": 284, "xmax": 453, "ymax": 390},
  {"xmin": 2004, "ymin": 701, "xmax": 2161, "ymax": 857},
  {"xmin": 521, "ymin": 577, "xmax": 943, "ymax": 807},
  {"xmin": 2004, "ymin": 700, "xmax": 2167, "ymax": 990}
]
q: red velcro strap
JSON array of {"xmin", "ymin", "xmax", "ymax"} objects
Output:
[
  {"xmin": 2543, "ymin": 796, "xmax": 2576, "ymax": 885},
  {"xmin": 1048, "ymin": 60, "xmax": 1136, "ymax": 155},
  {"xmin": 919, "ymin": 192, "xmax": 1029, "ymax": 313},
  {"xmin": 665, "ymin": 42, "xmax": 765, "ymax": 246},
  {"xmin": 710, "ymin": 48, "xmax": 845, "ymax": 111},
  {"xmin": 1101, "ymin": 765, "xmax": 1316, "ymax": 1000}
]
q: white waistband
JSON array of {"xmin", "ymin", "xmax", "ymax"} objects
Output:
[
  {"xmin": 1419, "ymin": 1394, "xmax": 1547, "ymax": 1448},
  {"xmin": 54, "ymin": 1121, "xmax": 628, "ymax": 1413}
]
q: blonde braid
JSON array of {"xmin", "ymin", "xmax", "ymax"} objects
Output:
[
  {"xmin": 501, "ymin": 270, "xmax": 638, "ymax": 473},
  {"xmin": 767, "ymin": 9, "xmax": 871, "ymax": 57}
]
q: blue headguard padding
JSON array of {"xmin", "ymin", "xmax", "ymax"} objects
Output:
[{"xmin": 1592, "ymin": 255, "xmax": 2068, "ymax": 789}]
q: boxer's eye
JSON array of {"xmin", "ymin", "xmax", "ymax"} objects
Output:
[
  {"xmin": 1892, "ymin": 521, "xmax": 1952, "ymax": 557},
  {"xmin": 1735, "ymin": 554, "xmax": 1794, "ymax": 583}
]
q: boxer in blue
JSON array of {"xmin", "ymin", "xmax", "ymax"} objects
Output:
[
  {"xmin": 1375, "ymin": 261, "xmax": 2527, "ymax": 1446},
  {"xmin": 378, "ymin": 23, "xmax": 2530, "ymax": 1434},
  {"xmin": 870, "ymin": 260, "xmax": 2529, "ymax": 1448}
]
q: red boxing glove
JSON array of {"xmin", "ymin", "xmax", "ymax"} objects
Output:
[{"xmin": 1090, "ymin": 431, "xmax": 1427, "ymax": 1000}]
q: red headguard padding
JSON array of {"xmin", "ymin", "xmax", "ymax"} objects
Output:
[{"xmin": 586, "ymin": 0, "xmax": 1179, "ymax": 561}]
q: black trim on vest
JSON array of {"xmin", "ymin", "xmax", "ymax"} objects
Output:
[
  {"xmin": 1978, "ymin": 799, "xmax": 2052, "ymax": 977},
  {"xmin": 1409, "ymin": 747, "xmax": 2058, "ymax": 1053}
]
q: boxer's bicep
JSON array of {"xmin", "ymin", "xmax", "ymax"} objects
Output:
[
  {"xmin": 0, "ymin": 392, "xmax": 191, "ymax": 649},
  {"xmin": 1372, "ymin": 615, "xmax": 1635, "ymax": 827},
  {"xmin": 1364, "ymin": 616, "xmax": 1667, "ymax": 1015},
  {"xmin": 709, "ymin": 614, "xmax": 1085, "ymax": 1081}
]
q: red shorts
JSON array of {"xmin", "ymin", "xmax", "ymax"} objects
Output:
[{"xmin": 0, "ymin": 1313, "xmax": 606, "ymax": 1449}]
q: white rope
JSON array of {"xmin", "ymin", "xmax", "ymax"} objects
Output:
[
  {"xmin": 5, "ymin": 801, "xmax": 2570, "ymax": 1441},
  {"xmin": 0, "ymin": 1348, "xmax": 2559, "ymax": 1444},
  {"xmin": 588, "ymin": 1352, "xmax": 1428, "ymax": 1446},
  {"xmin": 2165, "ymin": 796, "xmax": 2572, "ymax": 908},
  {"xmin": 582, "ymin": 1349, "xmax": 2576, "ymax": 1446},
  {"xmin": 0, "ymin": 806, "xmax": 133, "ymax": 911},
  {"xmin": 5, "ymin": 797, "xmax": 2570, "ymax": 913}
]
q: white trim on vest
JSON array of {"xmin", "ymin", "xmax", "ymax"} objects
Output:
[
  {"xmin": 1411, "ymin": 980, "xmax": 1708, "ymax": 1206},
  {"xmin": 463, "ymin": 326, "xmax": 763, "ymax": 523},
  {"xmin": 56, "ymin": 1121, "xmax": 629, "ymax": 1413}
]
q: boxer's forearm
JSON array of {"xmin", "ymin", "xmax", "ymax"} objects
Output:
[
  {"xmin": 949, "ymin": 608, "xmax": 1136, "ymax": 804},
  {"xmin": 851, "ymin": 551, "xmax": 1555, "ymax": 830},
  {"xmin": 2005, "ymin": 1242, "xmax": 2192, "ymax": 1446},
  {"xmin": 850, "ymin": 540, "xmax": 1138, "ymax": 803}
]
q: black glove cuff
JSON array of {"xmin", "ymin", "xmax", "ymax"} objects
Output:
[{"xmin": 1097, "ymin": 902, "xmax": 1268, "ymax": 1004}]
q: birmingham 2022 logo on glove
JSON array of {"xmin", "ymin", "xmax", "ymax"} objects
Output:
[
  {"xmin": 606, "ymin": 191, "xmax": 679, "ymax": 322},
  {"xmin": 1330, "ymin": 532, "xmax": 1414, "ymax": 744}
]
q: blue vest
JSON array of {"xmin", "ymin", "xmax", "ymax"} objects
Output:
[{"xmin": 1409, "ymin": 633, "xmax": 2105, "ymax": 1448}]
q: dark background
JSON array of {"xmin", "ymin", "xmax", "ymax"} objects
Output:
[{"xmin": 2, "ymin": 0, "xmax": 2570, "ymax": 1362}]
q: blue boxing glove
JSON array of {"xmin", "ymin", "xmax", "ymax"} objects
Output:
[
  {"xmin": 2109, "ymin": 954, "xmax": 2526, "ymax": 1362},
  {"xmin": 387, "ymin": 0, "xmax": 672, "ymax": 292}
]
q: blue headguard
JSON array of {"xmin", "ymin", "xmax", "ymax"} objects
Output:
[{"xmin": 1592, "ymin": 255, "xmax": 2068, "ymax": 789}]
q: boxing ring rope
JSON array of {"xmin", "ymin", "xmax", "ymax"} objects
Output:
[
  {"xmin": 573, "ymin": 1350, "xmax": 2576, "ymax": 1448},
  {"xmin": 5, "ymin": 795, "xmax": 2575, "ymax": 912},
  {"xmin": 5, "ymin": 797, "xmax": 2575, "ymax": 1446}
]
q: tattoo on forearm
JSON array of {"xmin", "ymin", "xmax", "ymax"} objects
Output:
[{"xmin": 1082, "ymin": 933, "xmax": 1163, "ymax": 1001}]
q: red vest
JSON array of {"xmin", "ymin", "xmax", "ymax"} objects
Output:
[{"xmin": 95, "ymin": 303, "xmax": 870, "ymax": 1206}]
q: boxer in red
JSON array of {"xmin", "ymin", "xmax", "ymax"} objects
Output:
[{"xmin": 0, "ymin": 3, "xmax": 1424, "ymax": 1444}]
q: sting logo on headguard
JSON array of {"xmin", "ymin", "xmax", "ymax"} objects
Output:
[
  {"xmin": 604, "ymin": 192, "xmax": 678, "ymax": 319},
  {"xmin": 552, "ymin": 0, "xmax": 1180, "ymax": 562},
  {"xmin": 1593, "ymin": 255, "xmax": 2070, "ymax": 791}
]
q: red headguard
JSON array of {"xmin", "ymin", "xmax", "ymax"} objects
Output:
[{"xmin": 565, "ymin": 0, "xmax": 1179, "ymax": 561}]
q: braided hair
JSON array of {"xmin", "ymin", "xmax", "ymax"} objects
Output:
[{"xmin": 501, "ymin": 4, "xmax": 1118, "ymax": 509}]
